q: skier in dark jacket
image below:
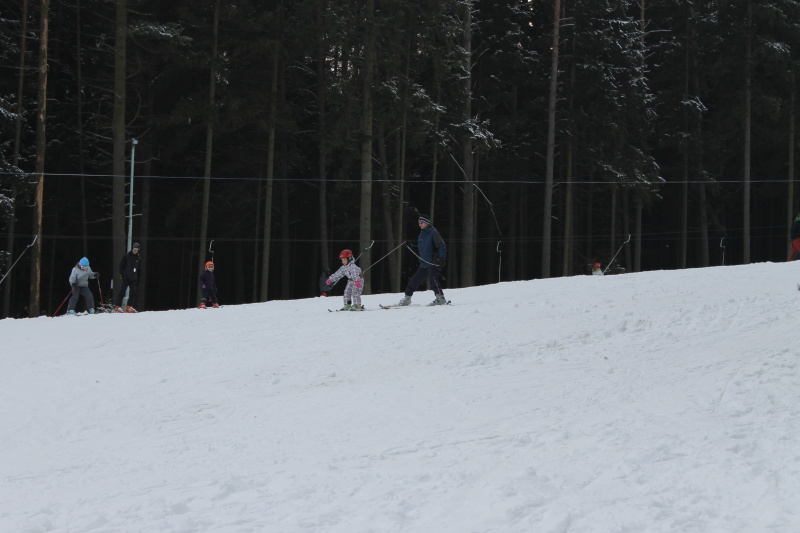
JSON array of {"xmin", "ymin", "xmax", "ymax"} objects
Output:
[
  {"xmin": 790, "ymin": 214, "xmax": 800, "ymax": 261},
  {"xmin": 199, "ymin": 261, "xmax": 219, "ymax": 308},
  {"xmin": 397, "ymin": 215, "xmax": 448, "ymax": 306},
  {"xmin": 115, "ymin": 242, "xmax": 142, "ymax": 312}
]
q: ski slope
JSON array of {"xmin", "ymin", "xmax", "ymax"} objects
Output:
[{"xmin": 2, "ymin": 262, "xmax": 800, "ymax": 532}]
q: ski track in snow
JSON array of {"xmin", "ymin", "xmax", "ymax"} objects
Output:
[{"xmin": 3, "ymin": 262, "xmax": 800, "ymax": 532}]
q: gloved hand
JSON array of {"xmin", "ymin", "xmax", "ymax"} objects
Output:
[
  {"xmin": 355, "ymin": 281, "xmax": 362, "ymax": 289},
  {"xmin": 438, "ymin": 257, "xmax": 446, "ymax": 267},
  {"xmin": 71, "ymin": 283, "xmax": 77, "ymax": 289},
  {"xmin": 326, "ymin": 279, "xmax": 332, "ymax": 286},
  {"xmin": 94, "ymin": 272, "xmax": 100, "ymax": 278}
]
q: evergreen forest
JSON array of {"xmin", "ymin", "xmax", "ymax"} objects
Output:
[{"xmin": 1, "ymin": 0, "xmax": 800, "ymax": 317}]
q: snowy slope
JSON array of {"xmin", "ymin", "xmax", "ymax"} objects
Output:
[{"xmin": 2, "ymin": 262, "xmax": 800, "ymax": 533}]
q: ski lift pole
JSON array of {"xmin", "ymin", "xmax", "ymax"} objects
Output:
[
  {"xmin": 208, "ymin": 240, "xmax": 215, "ymax": 263},
  {"xmin": 0, "ymin": 235, "xmax": 37, "ymax": 287},
  {"xmin": 497, "ymin": 241, "xmax": 502, "ymax": 283},
  {"xmin": 720, "ymin": 236, "xmax": 726, "ymax": 266},
  {"xmin": 603, "ymin": 234, "xmax": 631, "ymax": 275}
]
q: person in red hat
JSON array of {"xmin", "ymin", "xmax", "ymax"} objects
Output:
[
  {"xmin": 325, "ymin": 249, "xmax": 364, "ymax": 311},
  {"xmin": 592, "ymin": 263, "xmax": 604, "ymax": 276}
]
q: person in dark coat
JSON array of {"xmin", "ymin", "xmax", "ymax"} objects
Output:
[
  {"xmin": 790, "ymin": 214, "xmax": 800, "ymax": 261},
  {"xmin": 199, "ymin": 261, "xmax": 219, "ymax": 308},
  {"xmin": 397, "ymin": 215, "xmax": 448, "ymax": 306},
  {"xmin": 115, "ymin": 242, "xmax": 142, "ymax": 312}
]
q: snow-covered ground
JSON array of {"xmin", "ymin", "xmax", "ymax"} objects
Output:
[{"xmin": 2, "ymin": 262, "xmax": 800, "ymax": 533}]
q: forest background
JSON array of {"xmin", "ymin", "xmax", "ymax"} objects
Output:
[{"xmin": 1, "ymin": 0, "xmax": 799, "ymax": 318}]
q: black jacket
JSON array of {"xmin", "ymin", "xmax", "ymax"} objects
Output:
[
  {"xmin": 792, "ymin": 218, "xmax": 800, "ymax": 240},
  {"xmin": 119, "ymin": 251, "xmax": 142, "ymax": 281}
]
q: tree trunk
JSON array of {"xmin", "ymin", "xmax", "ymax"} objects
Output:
[
  {"xmin": 359, "ymin": 0, "xmax": 375, "ymax": 293},
  {"xmin": 460, "ymin": 1, "xmax": 475, "ymax": 288},
  {"xmin": 789, "ymin": 71, "xmax": 796, "ymax": 257},
  {"xmin": 3, "ymin": 0, "xmax": 29, "ymax": 318},
  {"xmin": 743, "ymin": 0, "xmax": 752, "ymax": 264},
  {"xmin": 28, "ymin": 0, "xmax": 48, "ymax": 317},
  {"xmin": 542, "ymin": 0, "xmax": 561, "ymax": 278},
  {"xmin": 111, "ymin": 0, "xmax": 127, "ymax": 282},
  {"xmin": 197, "ymin": 0, "xmax": 220, "ymax": 304},
  {"xmin": 316, "ymin": 0, "xmax": 329, "ymax": 275},
  {"xmin": 260, "ymin": 44, "xmax": 279, "ymax": 301}
]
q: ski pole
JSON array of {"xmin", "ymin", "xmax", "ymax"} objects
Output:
[
  {"xmin": 52, "ymin": 289, "xmax": 72, "ymax": 317},
  {"xmin": 360, "ymin": 241, "xmax": 407, "ymax": 275},
  {"xmin": 0, "ymin": 235, "xmax": 37, "ymax": 287},
  {"xmin": 603, "ymin": 234, "xmax": 631, "ymax": 274}
]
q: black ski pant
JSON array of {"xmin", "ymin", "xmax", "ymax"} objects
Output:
[
  {"xmin": 68, "ymin": 286, "xmax": 95, "ymax": 312},
  {"xmin": 404, "ymin": 266, "xmax": 444, "ymax": 297},
  {"xmin": 201, "ymin": 288, "xmax": 218, "ymax": 305},
  {"xmin": 115, "ymin": 279, "xmax": 139, "ymax": 307}
]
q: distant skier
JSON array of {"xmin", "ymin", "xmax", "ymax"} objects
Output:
[
  {"xmin": 319, "ymin": 268, "xmax": 331, "ymax": 297},
  {"xmin": 115, "ymin": 242, "xmax": 142, "ymax": 312},
  {"xmin": 789, "ymin": 213, "xmax": 800, "ymax": 261},
  {"xmin": 67, "ymin": 257, "xmax": 99, "ymax": 315},
  {"xmin": 398, "ymin": 215, "xmax": 447, "ymax": 306},
  {"xmin": 325, "ymin": 249, "xmax": 363, "ymax": 311},
  {"xmin": 199, "ymin": 261, "xmax": 219, "ymax": 308},
  {"xmin": 592, "ymin": 263, "xmax": 604, "ymax": 276}
]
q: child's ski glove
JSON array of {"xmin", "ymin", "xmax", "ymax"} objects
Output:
[
  {"xmin": 326, "ymin": 279, "xmax": 332, "ymax": 285},
  {"xmin": 355, "ymin": 281, "xmax": 362, "ymax": 289}
]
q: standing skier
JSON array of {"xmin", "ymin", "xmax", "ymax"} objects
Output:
[
  {"xmin": 115, "ymin": 242, "xmax": 142, "ymax": 312},
  {"xmin": 790, "ymin": 213, "xmax": 800, "ymax": 261},
  {"xmin": 67, "ymin": 257, "xmax": 99, "ymax": 315},
  {"xmin": 325, "ymin": 249, "xmax": 364, "ymax": 311},
  {"xmin": 199, "ymin": 261, "xmax": 219, "ymax": 308},
  {"xmin": 398, "ymin": 215, "xmax": 447, "ymax": 306}
]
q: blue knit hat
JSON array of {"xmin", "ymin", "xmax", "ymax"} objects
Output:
[
  {"xmin": 79, "ymin": 257, "xmax": 90, "ymax": 266},
  {"xmin": 418, "ymin": 216, "xmax": 431, "ymax": 225}
]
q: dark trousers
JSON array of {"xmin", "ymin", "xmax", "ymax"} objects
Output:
[
  {"xmin": 115, "ymin": 279, "xmax": 139, "ymax": 307},
  {"xmin": 201, "ymin": 288, "xmax": 218, "ymax": 305},
  {"xmin": 68, "ymin": 286, "xmax": 95, "ymax": 312},
  {"xmin": 405, "ymin": 266, "xmax": 444, "ymax": 297}
]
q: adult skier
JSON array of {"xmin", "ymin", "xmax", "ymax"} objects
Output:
[
  {"xmin": 115, "ymin": 242, "xmax": 142, "ymax": 312},
  {"xmin": 398, "ymin": 215, "xmax": 447, "ymax": 306}
]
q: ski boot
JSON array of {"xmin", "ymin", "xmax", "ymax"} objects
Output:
[
  {"xmin": 88, "ymin": 308, "xmax": 95, "ymax": 314},
  {"xmin": 340, "ymin": 304, "xmax": 352, "ymax": 311},
  {"xmin": 212, "ymin": 303, "xmax": 220, "ymax": 308},
  {"xmin": 67, "ymin": 310, "xmax": 76, "ymax": 316},
  {"xmin": 397, "ymin": 295, "xmax": 412, "ymax": 306},
  {"xmin": 198, "ymin": 302, "xmax": 207, "ymax": 309},
  {"xmin": 428, "ymin": 294, "xmax": 448, "ymax": 306},
  {"xmin": 349, "ymin": 304, "xmax": 365, "ymax": 311}
]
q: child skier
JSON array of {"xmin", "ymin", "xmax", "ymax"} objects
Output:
[
  {"xmin": 592, "ymin": 263, "xmax": 604, "ymax": 276},
  {"xmin": 199, "ymin": 261, "xmax": 219, "ymax": 308},
  {"xmin": 67, "ymin": 257, "xmax": 99, "ymax": 315},
  {"xmin": 325, "ymin": 249, "xmax": 364, "ymax": 311}
]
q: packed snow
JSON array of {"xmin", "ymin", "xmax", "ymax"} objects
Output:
[{"xmin": 2, "ymin": 262, "xmax": 800, "ymax": 532}]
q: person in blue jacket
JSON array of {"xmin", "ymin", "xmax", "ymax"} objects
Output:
[{"xmin": 397, "ymin": 215, "xmax": 448, "ymax": 306}]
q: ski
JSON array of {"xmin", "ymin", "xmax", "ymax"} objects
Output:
[{"xmin": 379, "ymin": 301, "xmax": 451, "ymax": 309}]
